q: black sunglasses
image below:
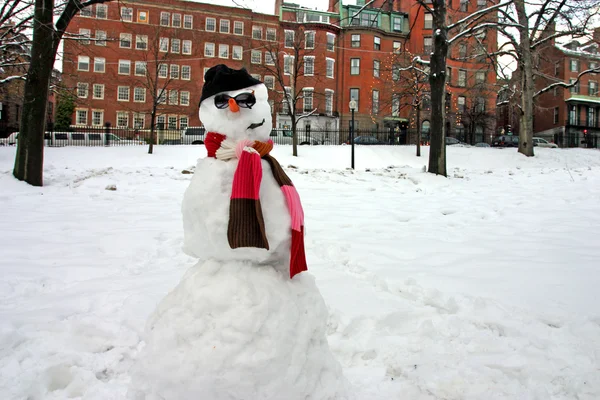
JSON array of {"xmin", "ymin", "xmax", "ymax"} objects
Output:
[{"xmin": 214, "ymin": 92, "xmax": 256, "ymax": 109}]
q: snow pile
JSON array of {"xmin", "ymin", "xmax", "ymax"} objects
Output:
[{"xmin": 129, "ymin": 260, "xmax": 350, "ymax": 400}]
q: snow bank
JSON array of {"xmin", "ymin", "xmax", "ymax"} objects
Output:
[{"xmin": 128, "ymin": 259, "xmax": 351, "ymax": 400}]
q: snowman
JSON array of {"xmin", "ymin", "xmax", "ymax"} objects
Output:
[{"xmin": 128, "ymin": 65, "xmax": 351, "ymax": 400}]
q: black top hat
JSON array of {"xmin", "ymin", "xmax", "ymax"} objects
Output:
[{"xmin": 199, "ymin": 64, "xmax": 262, "ymax": 106}]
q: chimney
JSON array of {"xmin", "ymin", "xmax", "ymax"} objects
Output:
[
  {"xmin": 274, "ymin": 0, "xmax": 283, "ymax": 16},
  {"xmin": 541, "ymin": 21, "xmax": 556, "ymax": 47},
  {"xmin": 328, "ymin": 0, "xmax": 339, "ymax": 13}
]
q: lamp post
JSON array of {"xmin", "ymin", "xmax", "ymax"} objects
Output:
[{"xmin": 349, "ymin": 100, "xmax": 356, "ymax": 169}]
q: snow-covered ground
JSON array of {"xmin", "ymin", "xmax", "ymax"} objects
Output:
[{"xmin": 1, "ymin": 144, "xmax": 599, "ymax": 399}]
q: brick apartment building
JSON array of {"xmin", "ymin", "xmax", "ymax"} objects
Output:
[
  {"xmin": 532, "ymin": 28, "xmax": 600, "ymax": 148},
  {"xmin": 62, "ymin": 0, "xmax": 498, "ymax": 144}
]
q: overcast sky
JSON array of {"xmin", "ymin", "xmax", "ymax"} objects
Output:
[{"xmin": 195, "ymin": 0, "xmax": 357, "ymax": 14}]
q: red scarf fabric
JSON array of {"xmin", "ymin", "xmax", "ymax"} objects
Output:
[{"xmin": 205, "ymin": 132, "xmax": 308, "ymax": 279}]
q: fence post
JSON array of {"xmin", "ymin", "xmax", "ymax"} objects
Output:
[{"xmin": 105, "ymin": 122, "xmax": 111, "ymax": 147}]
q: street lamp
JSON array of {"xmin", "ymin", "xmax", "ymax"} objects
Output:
[{"xmin": 349, "ymin": 100, "xmax": 357, "ymax": 169}]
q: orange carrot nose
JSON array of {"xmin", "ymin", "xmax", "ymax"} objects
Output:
[{"xmin": 228, "ymin": 97, "xmax": 240, "ymax": 112}]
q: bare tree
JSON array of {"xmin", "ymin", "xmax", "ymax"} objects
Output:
[
  {"xmin": 0, "ymin": 0, "xmax": 33, "ymax": 84},
  {"xmin": 13, "ymin": 0, "xmax": 111, "ymax": 186},
  {"xmin": 257, "ymin": 24, "xmax": 327, "ymax": 156}
]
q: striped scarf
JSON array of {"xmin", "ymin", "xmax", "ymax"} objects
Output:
[{"xmin": 205, "ymin": 132, "xmax": 308, "ymax": 279}]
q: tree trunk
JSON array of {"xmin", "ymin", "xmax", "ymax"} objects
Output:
[
  {"xmin": 427, "ymin": 0, "xmax": 448, "ymax": 176},
  {"xmin": 291, "ymin": 116, "xmax": 298, "ymax": 157},
  {"xmin": 13, "ymin": 0, "xmax": 55, "ymax": 186},
  {"xmin": 416, "ymin": 104, "xmax": 421, "ymax": 157},
  {"xmin": 149, "ymin": 110, "xmax": 156, "ymax": 154},
  {"xmin": 515, "ymin": 0, "xmax": 535, "ymax": 157}
]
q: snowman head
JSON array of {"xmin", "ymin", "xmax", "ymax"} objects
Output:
[{"xmin": 199, "ymin": 64, "xmax": 272, "ymax": 142}]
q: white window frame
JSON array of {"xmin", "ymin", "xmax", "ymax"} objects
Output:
[
  {"xmin": 232, "ymin": 46, "xmax": 243, "ymax": 60},
  {"xmin": 75, "ymin": 108, "xmax": 88, "ymax": 125},
  {"xmin": 94, "ymin": 57, "xmax": 105, "ymax": 73},
  {"xmin": 117, "ymin": 111, "xmax": 129, "ymax": 128},
  {"xmin": 159, "ymin": 37, "xmax": 169, "ymax": 52},
  {"xmin": 303, "ymin": 88, "xmax": 314, "ymax": 112},
  {"xmin": 135, "ymin": 61, "xmax": 147, "ymax": 76},
  {"xmin": 120, "ymin": 7, "xmax": 133, "ymax": 22},
  {"xmin": 252, "ymin": 25, "xmax": 262, "ymax": 40},
  {"xmin": 136, "ymin": 35, "xmax": 148, "ymax": 50},
  {"xmin": 91, "ymin": 110, "xmax": 104, "ymax": 126},
  {"xmin": 285, "ymin": 30, "xmax": 294, "ymax": 48},
  {"xmin": 373, "ymin": 60, "xmax": 380, "ymax": 78},
  {"xmin": 181, "ymin": 65, "xmax": 191, "ymax": 80},
  {"xmin": 180, "ymin": 91, "xmax": 190, "ymax": 106},
  {"xmin": 350, "ymin": 58, "xmax": 360, "ymax": 75},
  {"xmin": 120, "ymin": 33, "xmax": 132, "ymax": 48},
  {"xmin": 266, "ymin": 27, "xmax": 277, "ymax": 41},
  {"xmin": 179, "ymin": 116, "xmax": 188, "ymax": 129},
  {"xmin": 284, "ymin": 55, "xmax": 294, "ymax": 75},
  {"xmin": 117, "ymin": 86, "xmax": 130, "ymax": 102},
  {"xmin": 158, "ymin": 64, "xmax": 168, "ymax": 78},
  {"xmin": 304, "ymin": 56, "xmax": 315, "ymax": 76},
  {"xmin": 264, "ymin": 75, "xmax": 275, "ymax": 90},
  {"xmin": 79, "ymin": 29, "xmax": 91, "ymax": 45},
  {"xmin": 172, "ymin": 13, "xmax": 181, "ymax": 28},
  {"xmin": 251, "ymin": 49, "xmax": 261, "ymax": 64},
  {"xmin": 372, "ymin": 89, "xmax": 379, "ymax": 115},
  {"xmin": 265, "ymin": 51, "xmax": 275, "ymax": 65},
  {"xmin": 219, "ymin": 44, "xmax": 229, "ymax": 59},
  {"xmin": 169, "ymin": 90, "xmax": 179, "ymax": 105},
  {"xmin": 160, "ymin": 12, "xmax": 170, "ymax": 26},
  {"xmin": 220, "ymin": 19, "xmax": 230, "ymax": 33},
  {"xmin": 234, "ymin": 21, "xmax": 244, "ymax": 35},
  {"xmin": 424, "ymin": 13, "xmax": 433, "ymax": 29},
  {"xmin": 133, "ymin": 114, "xmax": 145, "ymax": 129},
  {"xmin": 325, "ymin": 89, "xmax": 334, "ymax": 115},
  {"xmin": 326, "ymin": 58, "xmax": 335, "ymax": 79},
  {"xmin": 182, "ymin": 40, "xmax": 192, "ymax": 55},
  {"xmin": 206, "ymin": 17, "xmax": 216, "ymax": 32},
  {"xmin": 184, "ymin": 15, "xmax": 193, "ymax": 29},
  {"xmin": 77, "ymin": 56, "xmax": 89, "ymax": 71},
  {"xmin": 205, "ymin": 42, "xmax": 215, "ymax": 57},
  {"xmin": 171, "ymin": 38, "xmax": 180, "ymax": 54},
  {"xmin": 458, "ymin": 70, "xmax": 467, "ymax": 87},
  {"xmin": 96, "ymin": 4, "xmax": 107, "ymax": 19},
  {"xmin": 93, "ymin": 84, "xmax": 104, "ymax": 99},
  {"xmin": 326, "ymin": 33, "xmax": 335, "ymax": 51},
  {"xmin": 95, "ymin": 30, "xmax": 106, "ymax": 46},
  {"xmin": 170, "ymin": 64, "xmax": 179, "ymax": 79},
  {"xmin": 305, "ymin": 31, "xmax": 315, "ymax": 49},
  {"xmin": 118, "ymin": 60, "xmax": 131, "ymax": 75},
  {"xmin": 77, "ymin": 82, "xmax": 89, "ymax": 98}
]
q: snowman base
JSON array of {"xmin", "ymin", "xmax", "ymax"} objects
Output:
[{"xmin": 128, "ymin": 259, "xmax": 352, "ymax": 400}]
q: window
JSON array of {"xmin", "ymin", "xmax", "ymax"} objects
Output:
[
  {"xmin": 179, "ymin": 116, "xmax": 188, "ymax": 129},
  {"xmin": 118, "ymin": 86, "xmax": 130, "ymax": 101},
  {"xmin": 169, "ymin": 90, "xmax": 178, "ymax": 105},
  {"xmin": 554, "ymin": 107, "xmax": 559, "ymax": 124},
  {"xmin": 77, "ymin": 83, "xmax": 88, "ymax": 98},
  {"xmin": 458, "ymin": 96, "xmax": 466, "ymax": 113},
  {"xmin": 95, "ymin": 30, "xmax": 106, "ymax": 46},
  {"xmin": 206, "ymin": 17, "xmax": 216, "ymax": 31},
  {"xmin": 159, "ymin": 37, "xmax": 169, "ymax": 52},
  {"xmin": 94, "ymin": 57, "xmax": 105, "ymax": 73},
  {"xmin": 170, "ymin": 65, "xmax": 179, "ymax": 79},
  {"xmin": 476, "ymin": 71, "xmax": 485, "ymax": 83},
  {"xmin": 392, "ymin": 94, "xmax": 400, "ymax": 116},
  {"xmin": 392, "ymin": 64, "xmax": 400, "ymax": 81},
  {"xmin": 475, "ymin": 97, "xmax": 485, "ymax": 113},
  {"xmin": 589, "ymin": 81, "xmax": 598, "ymax": 96},
  {"xmin": 219, "ymin": 44, "xmax": 229, "ymax": 58},
  {"xmin": 459, "ymin": 43, "xmax": 467, "ymax": 58},
  {"xmin": 424, "ymin": 13, "xmax": 432, "ymax": 29},
  {"xmin": 76, "ymin": 109, "xmax": 88, "ymax": 125},
  {"xmin": 325, "ymin": 90, "xmax": 334, "ymax": 115},
  {"xmin": 460, "ymin": 0, "xmax": 468, "ymax": 12},
  {"xmin": 569, "ymin": 105, "xmax": 578, "ymax": 124},
  {"xmin": 374, "ymin": 36, "xmax": 381, "ymax": 50},
  {"xmin": 160, "ymin": 12, "xmax": 170, "ymax": 26},
  {"xmin": 181, "ymin": 65, "xmax": 191, "ymax": 80},
  {"xmin": 571, "ymin": 59, "xmax": 579, "ymax": 72},
  {"xmin": 351, "ymin": 34, "xmax": 360, "ymax": 48},
  {"xmin": 184, "ymin": 15, "xmax": 193, "ymax": 29},
  {"xmin": 134, "ymin": 114, "xmax": 145, "ymax": 129},
  {"xmin": 120, "ymin": 33, "xmax": 132, "ymax": 48},
  {"xmin": 137, "ymin": 10, "xmax": 148, "ymax": 23},
  {"xmin": 351, "ymin": 11, "xmax": 378, "ymax": 27},
  {"xmin": 205, "ymin": 43, "xmax": 215, "ymax": 57},
  {"xmin": 264, "ymin": 75, "xmax": 275, "ymax": 90},
  {"xmin": 117, "ymin": 112, "xmax": 129, "ymax": 127},
  {"xmin": 135, "ymin": 61, "xmax": 146, "ymax": 76},
  {"xmin": 265, "ymin": 51, "xmax": 274, "ymax": 65},
  {"xmin": 157, "ymin": 89, "xmax": 167, "ymax": 104},
  {"xmin": 172, "ymin": 13, "xmax": 181, "ymax": 28},
  {"xmin": 326, "ymin": 58, "xmax": 334, "ymax": 78},
  {"xmin": 118, "ymin": 60, "xmax": 130, "ymax": 75},
  {"xmin": 267, "ymin": 27, "xmax": 276, "ymax": 41},
  {"xmin": 303, "ymin": 89, "xmax": 313, "ymax": 112},
  {"xmin": 554, "ymin": 62, "xmax": 560, "ymax": 76},
  {"xmin": 158, "ymin": 64, "xmax": 168, "ymax": 78},
  {"xmin": 283, "ymin": 87, "xmax": 292, "ymax": 113},
  {"xmin": 251, "ymin": 50, "xmax": 261, "ymax": 64},
  {"xmin": 180, "ymin": 91, "xmax": 190, "ymax": 106},
  {"xmin": 253, "ymin": 26, "xmax": 262, "ymax": 40},
  {"xmin": 234, "ymin": 21, "xmax": 244, "ymax": 35},
  {"xmin": 570, "ymin": 78, "xmax": 579, "ymax": 94},
  {"xmin": 285, "ymin": 30, "xmax": 294, "ymax": 47},
  {"xmin": 350, "ymin": 58, "xmax": 360, "ymax": 75},
  {"xmin": 589, "ymin": 107, "xmax": 596, "ymax": 126},
  {"xmin": 232, "ymin": 46, "xmax": 243, "ymax": 60},
  {"xmin": 156, "ymin": 115, "xmax": 165, "ymax": 129},
  {"xmin": 78, "ymin": 56, "xmax": 90, "ymax": 71},
  {"xmin": 168, "ymin": 116, "xmax": 178, "ymax": 129},
  {"xmin": 182, "ymin": 40, "xmax": 192, "ymax": 55},
  {"xmin": 284, "ymin": 55, "xmax": 294, "ymax": 75},
  {"xmin": 392, "ymin": 16, "xmax": 402, "ymax": 32},
  {"xmin": 93, "ymin": 84, "xmax": 104, "ymax": 99},
  {"xmin": 393, "ymin": 41, "xmax": 401, "ymax": 53},
  {"xmin": 91, "ymin": 110, "xmax": 103, "ymax": 126},
  {"xmin": 424, "ymin": 37, "xmax": 432, "ymax": 54},
  {"xmin": 96, "ymin": 4, "xmax": 107, "ymax": 19},
  {"xmin": 590, "ymin": 61, "xmax": 598, "ymax": 70},
  {"xmin": 477, "ymin": 0, "xmax": 486, "ymax": 8},
  {"xmin": 458, "ymin": 70, "xmax": 467, "ymax": 87},
  {"xmin": 136, "ymin": 35, "xmax": 148, "ymax": 50},
  {"xmin": 373, "ymin": 60, "xmax": 380, "ymax": 78},
  {"xmin": 350, "ymin": 88, "xmax": 359, "ymax": 111},
  {"xmin": 134, "ymin": 87, "xmax": 145, "ymax": 102},
  {"xmin": 79, "ymin": 29, "xmax": 91, "ymax": 45},
  {"xmin": 327, "ymin": 33, "xmax": 335, "ymax": 51},
  {"xmin": 171, "ymin": 39, "xmax": 180, "ymax": 53},
  {"xmin": 305, "ymin": 31, "xmax": 315, "ymax": 49},
  {"xmin": 220, "ymin": 19, "xmax": 230, "ymax": 33},
  {"xmin": 80, "ymin": 7, "xmax": 92, "ymax": 17},
  {"xmin": 304, "ymin": 56, "xmax": 314, "ymax": 75},
  {"xmin": 372, "ymin": 90, "xmax": 379, "ymax": 115}
]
